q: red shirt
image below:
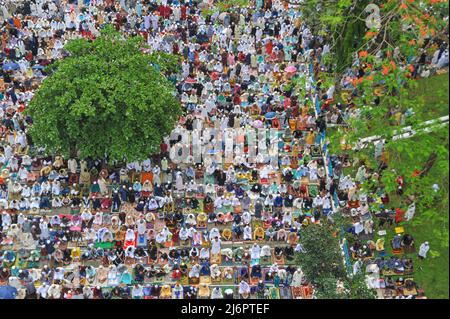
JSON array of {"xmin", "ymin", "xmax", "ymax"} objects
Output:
[
  {"xmin": 395, "ymin": 208, "xmax": 405, "ymax": 223},
  {"xmin": 140, "ymin": 31, "xmax": 149, "ymax": 42},
  {"xmin": 160, "ymin": 142, "xmax": 168, "ymax": 153},
  {"xmin": 233, "ymin": 94, "xmax": 241, "ymax": 106},
  {"xmin": 181, "ymin": 5, "xmax": 187, "ymax": 20},
  {"xmin": 159, "ymin": 5, "xmax": 172, "ymax": 19},
  {"xmin": 265, "ymin": 41, "xmax": 273, "ymax": 55}
]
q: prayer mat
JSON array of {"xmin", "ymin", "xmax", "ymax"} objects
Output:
[
  {"xmin": 210, "ymin": 253, "xmax": 221, "ymax": 265},
  {"xmin": 269, "ymin": 287, "xmax": 280, "ymax": 299},
  {"xmin": 308, "ymin": 184, "xmax": 318, "ymax": 197},
  {"xmin": 268, "ymin": 173, "xmax": 281, "ymax": 184},
  {"xmin": 137, "ymin": 234, "xmax": 147, "ymax": 247},
  {"xmin": 300, "ymin": 176, "xmax": 309, "ymax": 184},
  {"xmin": 382, "ymin": 288, "xmax": 397, "ymax": 298},
  {"xmin": 140, "ymin": 172, "xmax": 153, "ymax": 183},
  {"xmin": 272, "ymin": 252, "xmax": 285, "ymax": 265},
  {"xmin": 179, "ymin": 275, "xmax": 189, "ymax": 285},
  {"xmin": 253, "ymin": 219, "xmax": 263, "ymax": 228},
  {"xmin": 262, "ymin": 268, "xmax": 273, "ymax": 284},
  {"xmin": 154, "ymin": 218, "xmax": 166, "ymax": 232},
  {"xmin": 291, "ymin": 287, "xmax": 303, "ymax": 299},
  {"xmin": 250, "ymin": 276, "xmax": 260, "ymax": 285},
  {"xmin": 220, "ymin": 256, "xmax": 234, "ymax": 266},
  {"xmin": 200, "ymin": 276, "xmax": 211, "ymax": 285},
  {"xmin": 382, "ymin": 269, "xmax": 407, "ymax": 276},
  {"xmin": 120, "ymin": 203, "xmax": 138, "ymax": 215},
  {"xmin": 179, "ymin": 239, "xmax": 191, "ymax": 247},
  {"xmin": 221, "ymin": 274, "xmax": 235, "ymax": 285},
  {"xmin": 94, "ymin": 241, "xmax": 114, "ymax": 249},
  {"xmin": 291, "ymin": 285, "xmax": 313, "ymax": 299},
  {"xmin": 260, "ymin": 256, "xmax": 272, "ymax": 266},
  {"xmin": 392, "ymin": 248, "xmax": 404, "ymax": 255},
  {"xmin": 70, "ymin": 208, "xmax": 80, "ymax": 215},
  {"xmin": 153, "ymin": 276, "xmax": 165, "ymax": 284},
  {"xmin": 403, "ymin": 286, "xmax": 418, "ymax": 296},
  {"xmin": 403, "ymin": 245, "xmax": 416, "ymax": 253},
  {"xmin": 211, "ymin": 275, "xmax": 222, "ymax": 284},
  {"xmin": 163, "ymin": 241, "xmax": 174, "ymax": 248},
  {"xmin": 100, "ymin": 206, "xmax": 112, "ymax": 213},
  {"xmin": 250, "ymin": 258, "xmax": 260, "ymax": 267},
  {"xmin": 279, "ymin": 286, "xmax": 292, "ymax": 299}
]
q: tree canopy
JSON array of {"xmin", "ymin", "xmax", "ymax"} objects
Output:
[
  {"xmin": 296, "ymin": 222, "xmax": 375, "ymax": 299},
  {"xmin": 26, "ymin": 25, "xmax": 182, "ymax": 161}
]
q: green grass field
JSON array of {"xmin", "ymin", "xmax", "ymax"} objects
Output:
[
  {"xmin": 406, "ymin": 73, "xmax": 449, "ymax": 299},
  {"xmin": 410, "ymin": 73, "xmax": 449, "ymax": 121},
  {"xmin": 375, "ymin": 190, "xmax": 449, "ymax": 299},
  {"xmin": 372, "ymin": 73, "xmax": 449, "ymax": 298},
  {"xmin": 333, "ymin": 73, "xmax": 449, "ymax": 298}
]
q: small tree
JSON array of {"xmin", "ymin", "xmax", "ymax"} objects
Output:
[
  {"xmin": 297, "ymin": 223, "xmax": 347, "ymax": 282},
  {"xmin": 296, "ymin": 223, "xmax": 375, "ymax": 299},
  {"xmin": 26, "ymin": 25, "xmax": 182, "ymax": 161}
]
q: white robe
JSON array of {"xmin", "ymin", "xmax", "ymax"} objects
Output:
[
  {"xmin": 211, "ymin": 239, "xmax": 221, "ymax": 255},
  {"xmin": 250, "ymin": 245, "xmax": 261, "ymax": 259},
  {"xmin": 291, "ymin": 270, "xmax": 303, "ymax": 287},
  {"xmin": 419, "ymin": 243, "xmax": 430, "ymax": 258},
  {"xmin": 405, "ymin": 203, "xmax": 416, "ymax": 221}
]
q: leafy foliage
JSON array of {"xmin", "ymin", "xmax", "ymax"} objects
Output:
[
  {"xmin": 26, "ymin": 25, "xmax": 182, "ymax": 161},
  {"xmin": 296, "ymin": 223, "xmax": 375, "ymax": 299},
  {"xmin": 314, "ymin": 0, "xmax": 449, "ymax": 297},
  {"xmin": 201, "ymin": 0, "xmax": 249, "ymax": 16},
  {"xmin": 321, "ymin": 0, "xmax": 449, "ymax": 248},
  {"xmin": 291, "ymin": 0, "xmax": 370, "ymax": 73}
]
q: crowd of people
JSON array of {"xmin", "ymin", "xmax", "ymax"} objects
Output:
[
  {"xmin": 0, "ymin": 0, "xmax": 331, "ymax": 299},
  {"xmin": 0, "ymin": 0, "xmax": 447, "ymax": 299}
]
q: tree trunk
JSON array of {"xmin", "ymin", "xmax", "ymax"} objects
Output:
[
  {"xmin": 419, "ymin": 152, "xmax": 437, "ymax": 178},
  {"xmin": 69, "ymin": 144, "xmax": 78, "ymax": 158}
]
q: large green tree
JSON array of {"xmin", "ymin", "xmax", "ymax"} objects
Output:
[{"xmin": 26, "ymin": 25, "xmax": 182, "ymax": 161}]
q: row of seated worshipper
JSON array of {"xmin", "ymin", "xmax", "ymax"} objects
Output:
[
  {"xmin": 379, "ymin": 277, "xmax": 425, "ymax": 299},
  {"xmin": 0, "ymin": 260, "xmax": 308, "ymax": 299},
  {"xmin": 0, "ymin": 237, "xmax": 298, "ymax": 270},
  {"xmin": 7, "ymin": 280, "xmax": 307, "ymax": 299},
  {"xmin": 0, "ymin": 164, "xmax": 330, "ymax": 217},
  {"xmin": 349, "ymin": 232, "xmax": 415, "ymax": 256},
  {"xmin": 369, "ymin": 256, "xmax": 414, "ymax": 276},
  {"xmin": 349, "ymin": 234, "xmax": 415, "ymax": 262},
  {"xmin": 1, "ymin": 209, "xmax": 305, "ymax": 249}
]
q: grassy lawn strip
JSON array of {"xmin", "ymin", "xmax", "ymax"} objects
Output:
[
  {"xmin": 410, "ymin": 73, "xmax": 449, "ymax": 121},
  {"xmin": 332, "ymin": 73, "xmax": 449, "ymax": 298},
  {"xmin": 375, "ymin": 190, "xmax": 449, "ymax": 299}
]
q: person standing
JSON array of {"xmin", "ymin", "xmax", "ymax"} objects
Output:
[{"xmin": 418, "ymin": 242, "xmax": 430, "ymax": 260}]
